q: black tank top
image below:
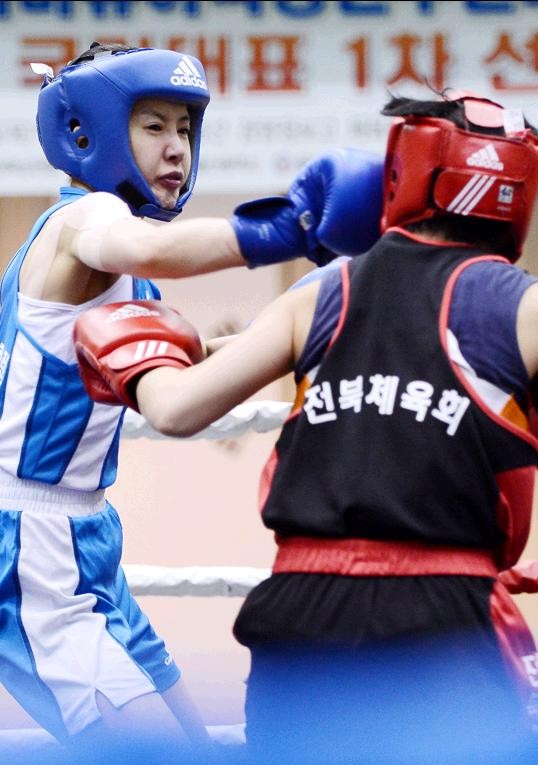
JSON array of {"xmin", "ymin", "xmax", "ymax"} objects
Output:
[{"xmin": 261, "ymin": 232, "xmax": 537, "ymax": 562}]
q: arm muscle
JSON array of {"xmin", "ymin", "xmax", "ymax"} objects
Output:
[{"xmin": 136, "ymin": 281, "xmax": 320, "ymax": 436}]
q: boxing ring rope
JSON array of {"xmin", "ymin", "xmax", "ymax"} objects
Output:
[
  {"xmin": 122, "ymin": 401, "xmax": 287, "ymax": 746},
  {"xmin": 122, "ymin": 402, "xmax": 288, "ymax": 594},
  {"xmin": 122, "ymin": 399, "xmax": 291, "ymax": 441},
  {"xmin": 120, "ymin": 402, "xmax": 289, "ymax": 749},
  {"xmin": 124, "ymin": 563, "xmax": 271, "ymax": 598},
  {"xmin": 121, "ymin": 400, "xmax": 288, "ymax": 596}
]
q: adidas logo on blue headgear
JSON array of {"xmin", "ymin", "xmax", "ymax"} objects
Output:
[
  {"xmin": 171, "ymin": 57, "xmax": 207, "ymax": 90},
  {"xmin": 35, "ymin": 46, "xmax": 210, "ymax": 221}
]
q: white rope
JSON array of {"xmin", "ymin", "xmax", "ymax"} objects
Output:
[
  {"xmin": 123, "ymin": 564, "xmax": 271, "ymax": 597},
  {"xmin": 1, "ymin": 566, "xmax": 261, "ymax": 746},
  {"xmin": 122, "ymin": 402, "xmax": 282, "ymax": 595},
  {"xmin": 122, "ymin": 400, "xmax": 291, "ymax": 440},
  {"xmin": 122, "ymin": 402, "xmax": 283, "ymax": 596}
]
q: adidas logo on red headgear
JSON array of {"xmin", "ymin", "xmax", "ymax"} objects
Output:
[{"xmin": 466, "ymin": 144, "xmax": 504, "ymax": 171}]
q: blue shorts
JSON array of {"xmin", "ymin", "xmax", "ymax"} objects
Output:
[{"xmin": 0, "ymin": 484, "xmax": 180, "ymax": 740}]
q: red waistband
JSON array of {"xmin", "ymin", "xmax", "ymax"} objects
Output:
[{"xmin": 272, "ymin": 537, "xmax": 499, "ymax": 577}]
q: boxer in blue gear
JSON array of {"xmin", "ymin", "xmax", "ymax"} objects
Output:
[
  {"xmin": 0, "ymin": 40, "xmax": 383, "ymax": 758},
  {"xmin": 0, "ymin": 42, "xmax": 212, "ymax": 757}
]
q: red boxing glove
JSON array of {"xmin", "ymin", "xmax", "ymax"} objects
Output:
[
  {"xmin": 73, "ymin": 300, "xmax": 203, "ymax": 411},
  {"xmin": 498, "ymin": 560, "xmax": 538, "ymax": 594}
]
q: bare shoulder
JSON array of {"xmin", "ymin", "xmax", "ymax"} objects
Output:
[
  {"xmin": 291, "ymin": 280, "xmax": 322, "ymax": 356},
  {"xmin": 20, "ymin": 191, "xmax": 132, "ymax": 302},
  {"xmin": 256, "ymin": 279, "xmax": 321, "ymax": 362},
  {"xmin": 51, "ymin": 191, "xmax": 132, "ymax": 230},
  {"xmin": 517, "ymin": 279, "xmax": 538, "ymax": 319},
  {"xmin": 516, "ymin": 280, "xmax": 538, "ymax": 379},
  {"xmin": 260, "ymin": 278, "xmax": 321, "ymax": 320}
]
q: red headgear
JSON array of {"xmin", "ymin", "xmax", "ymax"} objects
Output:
[{"xmin": 381, "ymin": 91, "xmax": 538, "ymax": 260}]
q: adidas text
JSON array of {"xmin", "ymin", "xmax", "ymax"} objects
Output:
[{"xmin": 106, "ymin": 304, "xmax": 161, "ymax": 323}]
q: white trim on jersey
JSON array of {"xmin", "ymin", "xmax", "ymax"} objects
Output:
[{"xmin": 447, "ymin": 330, "xmax": 511, "ymax": 413}]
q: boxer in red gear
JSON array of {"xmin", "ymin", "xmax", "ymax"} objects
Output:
[{"xmin": 77, "ymin": 90, "xmax": 538, "ymax": 765}]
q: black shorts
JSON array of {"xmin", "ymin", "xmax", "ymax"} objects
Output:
[
  {"xmin": 234, "ymin": 573, "xmax": 536, "ymax": 765},
  {"xmin": 234, "ymin": 571, "xmax": 499, "ymax": 645}
]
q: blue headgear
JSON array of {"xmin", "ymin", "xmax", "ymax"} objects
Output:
[{"xmin": 36, "ymin": 47, "xmax": 210, "ymax": 220}]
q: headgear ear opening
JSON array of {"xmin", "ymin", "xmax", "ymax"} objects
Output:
[
  {"xmin": 380, "ymin": 92, "xmax": 538, "ymax": 260},
  {"xmin": 35, "ymin": 46, "xmax": 210, "ymax": 221}
]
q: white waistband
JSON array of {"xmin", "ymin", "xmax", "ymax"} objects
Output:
[{"xmin": 0, "ymin": 468, "xmax": 106, "ymax": 517}]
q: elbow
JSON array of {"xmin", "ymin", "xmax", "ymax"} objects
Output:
[
  {"xmin": 143, "ymin": 405, "xmax": 201, "ymax": 439},
  {"xmin": 136, "ymin": 369, "xmax": 211, "ymax": 437}
]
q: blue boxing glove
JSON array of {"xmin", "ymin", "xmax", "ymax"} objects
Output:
[{"xmin": 231, "ymin": 147, "xmax": 384, "ymax": 267}]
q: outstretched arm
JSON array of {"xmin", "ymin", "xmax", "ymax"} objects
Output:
[
  {"xmin": 71, "ymin": 209, "xmax": 245, "ymax": 278},
  {"xmin": 68, "ymin": 148, "xmax": 382, "ymax": 278},
  {"xmin": 135, "ymin": 281, "xmax": 319, "ymax": 436}
]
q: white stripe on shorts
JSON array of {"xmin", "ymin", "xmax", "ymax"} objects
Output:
[{"xmin": 18, "ymin": 512, "xmax": 155, "ymax": 735}]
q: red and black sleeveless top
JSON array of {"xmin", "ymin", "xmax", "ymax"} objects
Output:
[{"xmin": 260, "ymin": 231, "xmax": 538, "ymax": 569}]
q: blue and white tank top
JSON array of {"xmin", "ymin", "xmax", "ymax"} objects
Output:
[{"xmin": 0, "ymin": 187, "xmax": 160, "ymax": 491}]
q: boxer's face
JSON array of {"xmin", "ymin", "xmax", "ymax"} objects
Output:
[{"xmin": 129, "ymin": 98, "xmax": 192, "ymax": 210}]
